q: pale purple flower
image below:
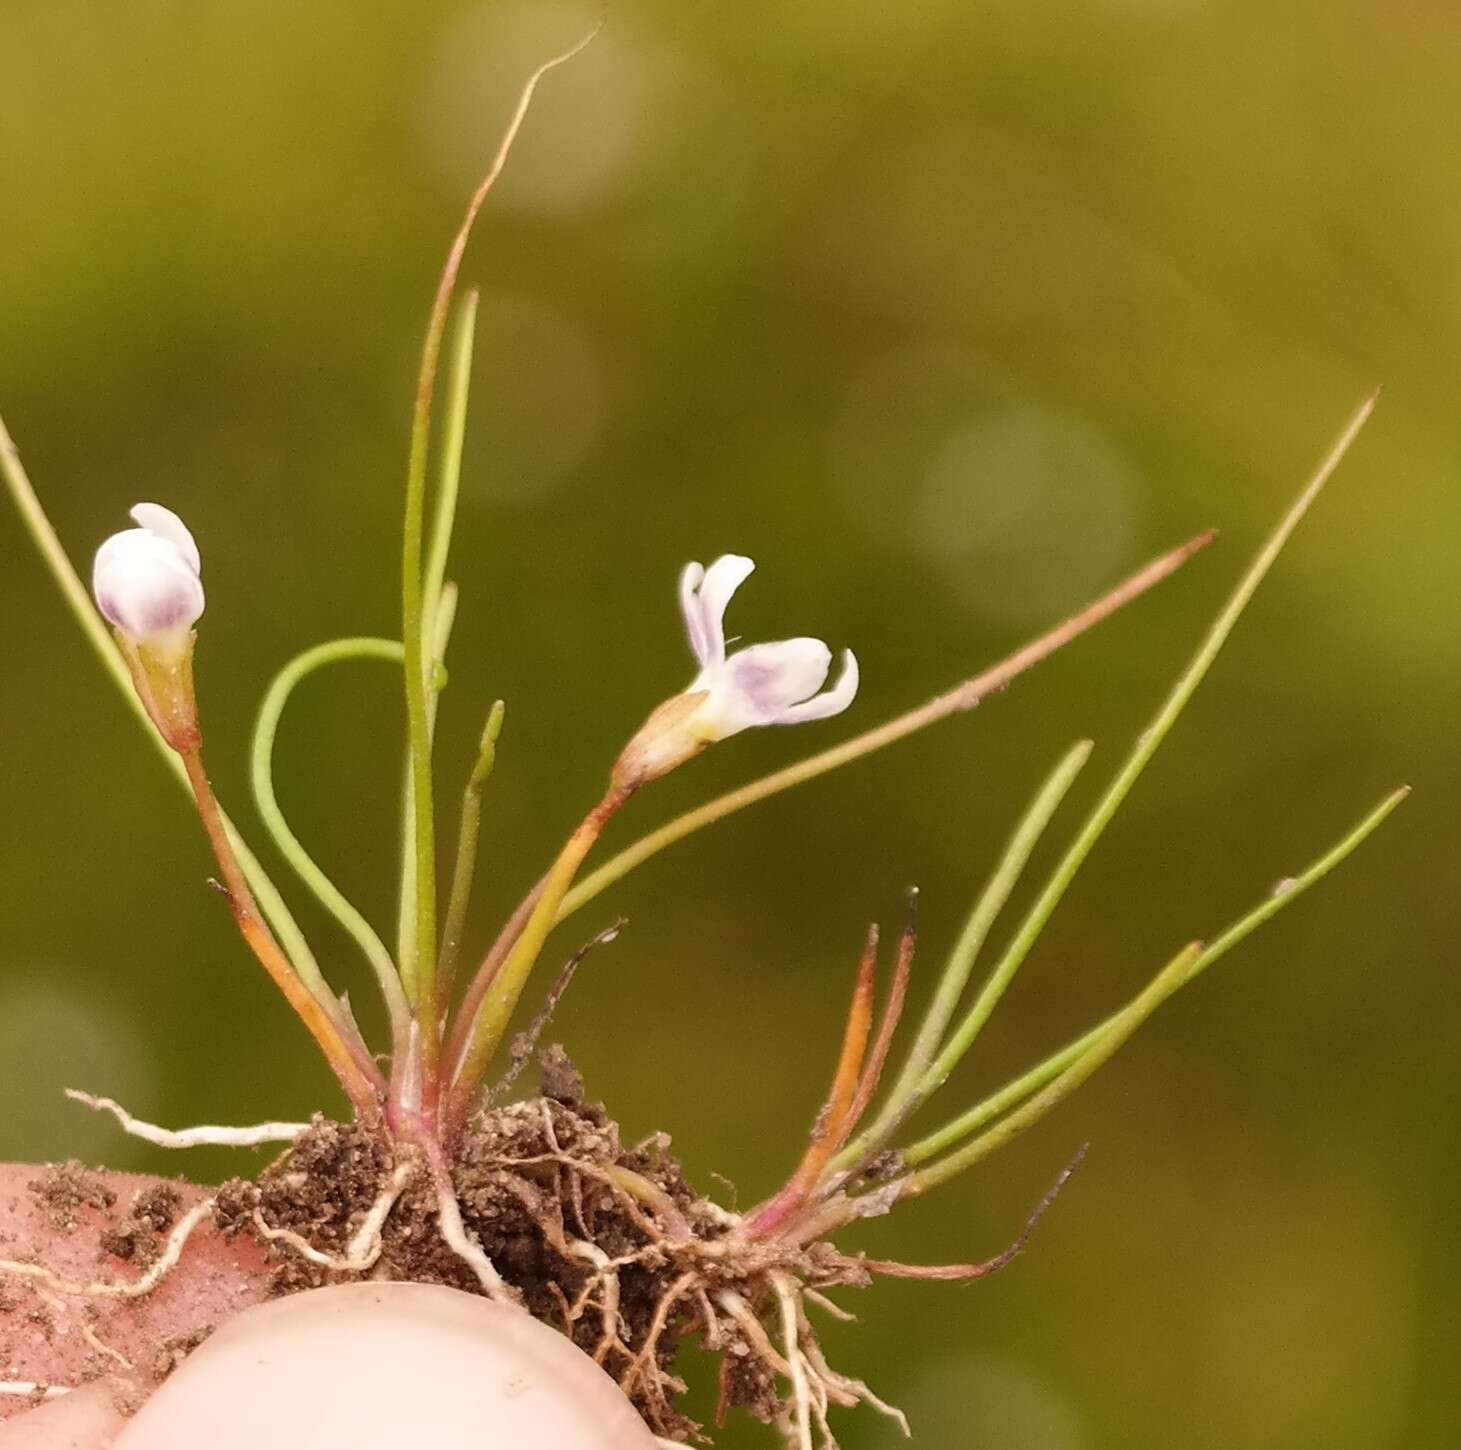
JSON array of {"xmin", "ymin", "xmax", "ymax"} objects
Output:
[
  {"xmin": 678, "ymin": 554, "xmax": 859, "ymax": 740},
  {"xmin": 612, "ymin": 552, "xmax": 860, "ymax": 789},
  {"xmin": 92, "ymin": 503, "xmax": 205, "ymax": 645}
]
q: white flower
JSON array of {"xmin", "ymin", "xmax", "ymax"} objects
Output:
[
  {"xmin": 614, "ymin": 553, "xmax": 858, "ymax": 789},
  {"xmin": 92, "ymin": 503, "xmax": 205, "ymax": 645},
  {"xmin": 679, "ymin": 555, "xmax": 858, "ymax": 737}
]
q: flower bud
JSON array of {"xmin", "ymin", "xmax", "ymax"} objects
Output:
[
  {"xmin": 92, "ymin": 503, "xmax": 204, "ymax": 646},
  {"xmin": 92, "ymin": 504, "xmax": 205, "ymax": 751}
]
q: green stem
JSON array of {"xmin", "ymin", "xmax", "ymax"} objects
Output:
[
  {"xmin": 399, "ymin": 35, "xmax": 594, "ymax": 1073},
  {"xmin": 398, "ymin": 291, "xmax": 475, "ymax": 989},
  {"xmin": 897, "ymin": 943, "xmax": 1204, "ymax": 1200},
  {"xmin": 397, "ymin": 583, "xmax": 460, "ymax": 984},
  {"xmin": 557, "ymin": 532, "xmax": 1216, "ymax": 924},
  {"xmin": 908, "ymin": 392, "xmax": 1377, "ymax": 1108},
  {"xmin": 0, "ymin": 412, "xmax": 340, "ymax": 1018},
  {"xmin": 423, "ymin": 294, "xmax": 478, "ymax": 655},
  {"xmin": 401, "ymin": 364, "xmax": 440, "ymax": 1041},
  {"xmin": 899, "ymin": 786, "xmax": 1409, "ymax": 1173},
  {"xmin": 437, "ymin": 701, "xmax": 505, "ymax": 1008},
  {"xmin": 179, "ymin": 748, "xmax": 386, "ymax": 1118},
  {"xmin": 443, "ymin": 786, "xmax": 630, "ymax": 1135},
  {"xmin": 251, "ymin": 638, "xmax": 412, "ymax": 1038},
  {"xmin": 838, "ymin": 740, "xmax": 1092, "ymax": 1170}
]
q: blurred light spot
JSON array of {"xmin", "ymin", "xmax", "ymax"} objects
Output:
[
  {"xmin": 460, "ymin": 290, "xmax": 603, "ymax": 508},
  {"xmin": 422, "ymin": 0, "xmax": 638, "ymax": 212},
  {"xmin": 911, "ymin": 407, "xmax": 1139, "ymax": 627},
  {"xmin": 594, "ymin": 50, "xmax": 754, "ymax": 263},
  {"xmin": 420, "ymin": 2, "xmax": 751, "ymax": 256},
  {"xmin": 830, "ymin": 341, "xmax": 1009, "ymax": 537},
  {"xmin": 0, "ymin": 977, "xmax": 152, "ymax": 1164},
  {"xmin": 892, "ymin": 1352, "xmax": 1086, "ymax": 1449},
  {"xmin": 832, "ymin": 348, "xmax": 1140, "ymax": 628}
]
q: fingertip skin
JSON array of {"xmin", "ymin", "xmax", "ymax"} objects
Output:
[
  {"xmin": 0, "ymin": 1163, "xmax": 270, "ymax": 1423},
  {"xmin": 0, "ymin": 1380, "xmax": 131, "ymax": 1450},
  {"xmin": 114, "ymin": 1282, "xmax": 660, "ymax": 1450}
]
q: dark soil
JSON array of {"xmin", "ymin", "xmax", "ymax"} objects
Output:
[
  {"xmin": 99, "ymin": 1184, "xmax": 182, "ymax": 1267},
  {"xmin": 214, "ymin": 1048, "xmax": 751, "ymax": 1439},
  {"xmin": 29, "ymin": 1162, "xmax": 116, "ymax": 1232}
]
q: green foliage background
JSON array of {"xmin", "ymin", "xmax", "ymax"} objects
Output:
[{"xmin": 1, "ymin": 3, "xmax": 1455, "ymax": 1445}]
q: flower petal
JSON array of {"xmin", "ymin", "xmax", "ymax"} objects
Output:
[
  {"xmin": 770, "ymin": 648, "xmax": 859, "ymax": 724},
  {"xmin": 93, "ymin": 528, "xmax": 206, "ymax": 638},
  {"xmin": 130, "ymin": 502, "xmax": 201, "ymax": 576},
  {"xmin": 694, "ymin": 637, "xmax": 832, "ymax": 736},
  {"xmin": 678, "ymin": 561, "xmax": 710, "ymax": 665},
  {"xmin": 695, "ymin": 554, "xmax": 754, "ymax": 666}
]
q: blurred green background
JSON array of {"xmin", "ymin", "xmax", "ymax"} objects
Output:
[{"xmin": 2, "ymin": 1, "xmax": 1456, "ymax": 1445}]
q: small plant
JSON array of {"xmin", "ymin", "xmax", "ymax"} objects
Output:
[{"xmin": 0, "ymin": 34, "xmax": 1403, "ymax": 1450}]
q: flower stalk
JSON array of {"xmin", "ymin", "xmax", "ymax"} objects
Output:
[
  {"xmin": 178, "ymin": 744, "xmax": 385, "ymax": 1119},
  {"xmin": 251, "ymin": 637, "xmax": 414, "ymax": 1055},
  {"xmin": 558, "ymin": 528, "xmax": 1216, "ymax": 923},
  {"xmin": 442, "ymin": 783, "xmax": 634, "ymax": 1137}
]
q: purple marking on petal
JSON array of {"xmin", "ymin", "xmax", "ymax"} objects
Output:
[
  {"xmin": 92, "ymin": 526, "xmax": 205, "ymax": 638},
  {"xmin": 720, "ymin": 637, "xmax": 832, "ymax": 725},
  {"xmin": 678, "ymin": 561, "xmax": 710, "ymax": 666}
]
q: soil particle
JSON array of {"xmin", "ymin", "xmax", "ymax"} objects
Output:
[
  {"xmin": 857, "ymin": 1149, "xmax": 907, "ymax": 1185},
  {"xmin": 28, "ymin": 1162, "xmax": 116, "ymax": 1232},
  {"xmin": 211, "ymin": 1177, "xmax": 261, "ymax": 1235},
  {"xmin": 149, "ymin": 1325, "xmax": 214, "ymax": 1382},
  {"xmin": 537, "ymin": 1043, "xmax": 586, "ymax": 1105},
  {"xmin": 719, "ymin": 1340, "xmax": 782, "ymax": 1424},
  {"xmin": 99, "ymin": 1184, "xmax": 182, "ymax": 1266}
]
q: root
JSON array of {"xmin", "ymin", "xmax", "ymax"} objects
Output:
[
  {"xmin": 0, "ymin": 1382, "xmax": 69, "ymax": 1401},
  {"xmin": 857, "ymin": 1143, "xmax": 1088, "ymax": 1283},
  {"xmin": 80, "ymin": 1320, "xmax": 133, "ymax": 1370},
  {"xmin": 773, "ymin": 1275, "xmax": 814, "ymax": 1450},
  {"xmin": 188, "ymin": 1069, "xmax": 1050, "ymax": 1446},
  {"xmin": 728, "ymin": 1274, "xmax": 908, "ymax": 1450},
  {"xmin": 252, "ymin": 1162, "xmax": 414, "ymax": 1272},
  {"xmin": 428, "ymin": 1158, "xmax": 516, "ymax": 1305},
  {"xmin": 0, "ymin": 1200, "xmax": 214, "ymax": 1301},
  {"xmin": 717, "ymin": 1290, "xmax": 794, "ymax": 1379},
  {"xmin": 804, "ymin": 1289, "xmax": 856, "ymax": 1323},
  {"xmin": 67, "ymin": 1089, "xmax": 306, "ymax": 1149}
]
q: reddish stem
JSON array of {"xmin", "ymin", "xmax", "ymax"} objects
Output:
[
  {"xmin": 179, "ymin": 749, "xmax": 385, "ymax": 1120},
  {"xmin": 743, "ymin": 926, "xmax": 880, "ymax": 1239}
]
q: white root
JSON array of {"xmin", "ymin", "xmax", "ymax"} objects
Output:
[
  {"xmin": 558, "ymin": 1234, "xmax": 627, "ymax": 1362},
  {"xmin": 772, "ymin": 1274, "xmax": 814, "ymax": 1450},
  {"xmin": 433, "ymin": 1177, "xmax": 516, "ymax": 1304},
  {"xmin": 716, "ymin": 1289, "xmax": 794, "ymax": 1379},
  {"xmin": 253, "ymin": 1162, "xmax": 414, "ymax": 1272},
  {"xmin": 0, "ymin": 1200, "xmax": 215, "ymax": 1300},
  {"xmin": 0, "ymin": 1382, "xmax": 69, "ymax": 1400},
  {"xmin": 80, "ymin": 1321, "xmax": 133, "ymax": 1370},
  {"xmin": 66, "ymin": 1090, "xmax": 306, "ymax": 1149},
  {"xmin": 804, "ymin": 1288, "xmax": 857, "ymax": 1323}
]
